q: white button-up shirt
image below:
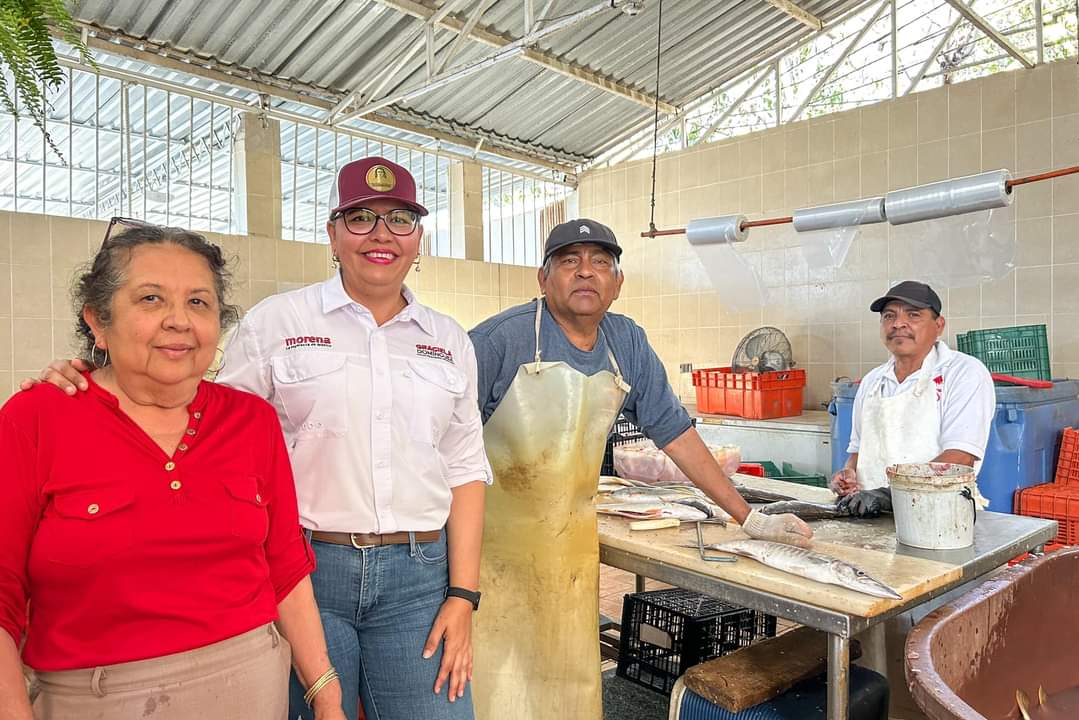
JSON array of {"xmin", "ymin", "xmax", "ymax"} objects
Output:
[
  {"xmin": 849, "ymin": 340, "xmax": 996, "ymax": 461},
  {"xmin": 218, "ymin": 275, "xmax": 492, "ymax": 533}
]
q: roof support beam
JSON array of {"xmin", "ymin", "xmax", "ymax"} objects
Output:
[
  {"xmin": 903, "ymin": 7, "xmax": 966, "ymax": 96},
  {"xmin": 696, "ymin": 66, "xmax": 774, "ymax": 145},
  {"xmin": 54, "ymin": 26, "xmax": 581, "ymax": 174},
  {"xmin": 340, "ymin": 0, "xmax": 625, "ymax": 123},
  {"xmin": 762, "ymin": 0, "xmax": 823, "ymax": 30},
  {"xmin": 436, "ymin": 0, "xmax": 498, "ymax": 75},
  {"xmin": 789, "ymin": 0, "xmax": 889, "ymax": 122},
  {"xmin": 369, "ymin": 0, "xmax": 677, "ymax": 114},
  {"xmin": 943, "ymin": 0, "xmax": 1034, "ymax": 68},
  {"xmin": 54, "ymin": 54, "xmax": 577, "ymax": 184},
  {"xmin": 329, "ymin": 0, "xmax": 471, "ymax": 122}
]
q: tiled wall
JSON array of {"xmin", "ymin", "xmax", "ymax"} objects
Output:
[
  {"xmin": 0, "ymin": 211, "xmax": 540, "ymax": 401},
  {"xmin": 578, "ymin": 59, "xmax": 1079, "ymax": 410}
]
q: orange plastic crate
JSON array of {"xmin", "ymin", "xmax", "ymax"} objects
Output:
[
  {"xmin": 1055, "ymin": 427, "xmax": 1079, "ymax": 486},
  {"xmin": 691, "ymin": 367, "xmax": 806, "ymax": 420},
  {"xmin": 1015, "ymin": 483, "xmax": 1079, "ymax": 545}
]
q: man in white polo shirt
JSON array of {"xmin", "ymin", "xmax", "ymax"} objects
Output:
[{"xmin": 830, "ymin": 280, "xmax": 996, "ymax": 516}]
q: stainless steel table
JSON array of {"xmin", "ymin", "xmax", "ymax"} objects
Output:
[{"xmin": 599, "ymin": 489, "xmax": 1056, "ymax": 719}]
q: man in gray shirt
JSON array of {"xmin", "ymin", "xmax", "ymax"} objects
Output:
[
  {"xmin": 470, "ymin": 218, "xmax": 812, "ymax": 544},
  {"xmin": 469, "ymin": 219, "xmax": 813, "ymax": 717}
]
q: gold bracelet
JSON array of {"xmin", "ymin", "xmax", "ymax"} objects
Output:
[{"xmin": 303, "ymin": 667, "xmax": 340, "ymax": 706}]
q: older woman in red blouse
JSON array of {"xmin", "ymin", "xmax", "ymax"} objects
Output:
[{"xmin": 0, "ymin": 220, "xmax": 345, "ymax": 720}]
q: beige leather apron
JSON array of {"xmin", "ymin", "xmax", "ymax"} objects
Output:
[{"xmin": 473, "ymin": 299, "xmax": 630, "ymax": 720}]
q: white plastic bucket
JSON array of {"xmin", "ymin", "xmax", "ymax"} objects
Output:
[{"xmin": 886, "ymin": 462, "xmax": 978, "ymax": 550}]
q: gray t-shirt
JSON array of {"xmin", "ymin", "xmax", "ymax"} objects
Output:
[{"xmin": 469, "ymin": 299, "xmax": 693, "ymax": 448}]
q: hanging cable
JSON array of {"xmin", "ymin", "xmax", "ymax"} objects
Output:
[{"xmin": 647, "ymin": 0, "xmax": 664, "ymax": 238}]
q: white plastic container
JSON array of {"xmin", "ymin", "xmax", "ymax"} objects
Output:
[{"xmin": 886, "ymin": 462, "xmax": 978, "ymax": 550}]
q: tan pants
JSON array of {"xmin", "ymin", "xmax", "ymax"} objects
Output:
[{"xmin": 31, "ymin": 624, "xmax": 291, "ymax": 720}]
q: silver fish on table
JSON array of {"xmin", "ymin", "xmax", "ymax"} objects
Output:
[
  {"xmin": 609, "ymin": 486, "xmax": 702, "ymax": 503},
  {"xmin": 596, "ymin": 500, "xmax": 709, "ymax": 522},
  {"xmin": 703, "ymin": 539, "xmax": 903, "ymax": 599},
  {"xmin": 597, "ymin": 497, "xmax": 731, "ymax": 523},
  {"xmin": 759, "ymin": 500, "xmax": 852, "ymax": 521},
  {"xmin": 732, "ymin": 484, "xmax": 798, "ymax": 504}
]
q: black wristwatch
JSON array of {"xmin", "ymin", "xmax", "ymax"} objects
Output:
[{"xmin": 445, "ymin": 586, "xmax": 481, "ymax": 611}]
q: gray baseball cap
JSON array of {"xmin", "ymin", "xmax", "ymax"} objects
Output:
[{"xmin": 542, "ymin": 219, "xmax": 622, "ymax": 263}]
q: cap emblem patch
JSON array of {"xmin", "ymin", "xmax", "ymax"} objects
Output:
[
  {"xmin": 579, "ymin": 225, "xmax": 590, "ymax": 235},
  {"xmin": 366, "ymin": 165, "xmax": 396, "ymax": 192}
]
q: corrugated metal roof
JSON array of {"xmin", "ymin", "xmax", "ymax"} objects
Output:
[{"xmin": 70, "ymin": 0, "xmax": 870, "ymax": 163}]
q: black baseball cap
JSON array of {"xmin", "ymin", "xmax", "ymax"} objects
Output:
[
  {"xmin": 542, "ymin": 219, "xmax": 622, "ymax": 263},
  {"xmin": 870, "ymin": 281, "xmax": 942, "ymax": 314}
]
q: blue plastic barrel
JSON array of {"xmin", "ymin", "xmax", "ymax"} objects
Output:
[{"xmin": 828, "ymin": 379, "xmax": 1079, "ymax": 512}]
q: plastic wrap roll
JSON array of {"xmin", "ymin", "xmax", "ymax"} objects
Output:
[
  {"xmin": 792, "ymin": 198, "xmax": 886, "ymax": 232},
  {"xmin": 885, "ymin": 170, "xmax": 1012, "ymax": 225},
  {"xmin": 686, "ymin": 215, "xmax": 748, "ymax": 245}
]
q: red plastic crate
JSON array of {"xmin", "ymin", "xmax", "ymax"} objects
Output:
[
  {"xmin": 692, "ymin": 367, "xmax": 806, "ymax": 420},
  {"xmin": 1055, "ymin": 427, "xmax": 1079, "ymax": 486},
  {"xmin": 1015, "ymin": 484, "xmax": 1079, "ymax": 545}
]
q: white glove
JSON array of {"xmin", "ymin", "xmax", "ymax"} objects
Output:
[{"xmin": 742, "ymin": 509, "xmax": 813, "ymax": 548}]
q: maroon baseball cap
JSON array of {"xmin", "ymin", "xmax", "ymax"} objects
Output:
[{"xmin": 328, "ymin": 156, "xmax": 429, "ymax": 218}]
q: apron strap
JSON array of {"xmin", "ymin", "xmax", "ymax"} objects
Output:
[
  {"xmin": 533, "ymin": 297, "xmax": 632, "ymax": 393},
  {"xmin": 878, "ymin": 344, "xmax": 940, "ymax": 397},
  {"xmin": 533, "ymin": 297, "xmax": 544, "ymax": 371},
  {"xmin": 600, "ymin": 328, "xmax": 632, "ymax": 393}
]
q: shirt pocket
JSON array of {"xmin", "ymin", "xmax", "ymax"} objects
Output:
[
  {"xmin": 45, "ymin": 487, "xmax": 136, "ymax": 567},
  {"xmin": 271, "ymin": 352, "xmax": 350, "ymax": 440},
  {"xmin": 407, "ymin": 358, "xmax": 467, "ymax": 447},
  {"xmin": 222, "ymin": 475, "xmax": 270, "ymax": 546}
]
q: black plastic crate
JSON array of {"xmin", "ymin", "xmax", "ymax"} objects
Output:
[
  {"xmin": 600, "ymin": 416, "xmax": 647, "ymax": 476},
  {"xmin": 600, "ymin": 416, "xmax": 697, "ymax": 477},
  {"xmin": 617, "ymin": 588, "xmax": 777, "ymax": 695}
]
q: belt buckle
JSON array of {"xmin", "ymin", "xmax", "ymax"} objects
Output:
[{"xmin": 349, "ymin": 533, "xmax": 377, "ymax": 549}]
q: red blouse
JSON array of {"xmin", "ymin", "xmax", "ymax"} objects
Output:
[{"xmin": 0, "ymin": 374, "xmax": 314, "ymax": 671}]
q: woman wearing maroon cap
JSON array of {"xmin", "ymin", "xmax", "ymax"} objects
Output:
[
  {"xmin": 28, "ymin": 158, "xmax": 489, "ymax": 720},
  {"xmin": 1, "ymin": 221, "xmax": 345, "ymax": 719},
  {"xmin": 221, "ymin": 157, "xmax": 490, "ymax": 720}
]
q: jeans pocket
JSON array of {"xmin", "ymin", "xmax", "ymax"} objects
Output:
[{"xmin": 414, "ymin": 534, "xmax": 448, "ymax": 565}]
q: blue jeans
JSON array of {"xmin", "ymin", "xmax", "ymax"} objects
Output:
[{"xmin": 289, "ymin": 531, "xmax": 474, "ymax": 720}]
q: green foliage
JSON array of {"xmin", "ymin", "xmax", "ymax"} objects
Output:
[{"xmin": 0, "ymin": 0, "xmax": 94, "ymax": 162}]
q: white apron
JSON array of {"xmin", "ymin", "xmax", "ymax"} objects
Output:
[
  {"xmin": 856, "ymin": 347, "xmax": 942, "ymax": 491},
  {"xmin": 472, "ymin": 299, "xmax": 630, "ymax": 720}
]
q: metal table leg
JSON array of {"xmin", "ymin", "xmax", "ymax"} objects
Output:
[
  {"xmin": 634, "ymin": 574, "xmax": 646, "ymax": 593},
  {"xmin": 827, "ymin": 633, "xmax": 850, "ymax": 720}
]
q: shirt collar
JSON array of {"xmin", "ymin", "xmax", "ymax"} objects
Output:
[
  {"xmin": 319, "ymin": 273, "xmax": 435, "ymax": 337},
  {"xmin": 83, "ymin": 369, "xmax": 210, "ymax": 414},
  {"xmin": 883, "ymin": 340, "xmax": 952, "ymax": 382}
]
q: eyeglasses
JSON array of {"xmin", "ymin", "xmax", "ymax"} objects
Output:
[
  {"xmin": 104, "ymin": 216, "xmax": 156, "ymax": 243},
  {"xmin": 333, "ymin": 207, "xmax": 420, "ymax": 236}
]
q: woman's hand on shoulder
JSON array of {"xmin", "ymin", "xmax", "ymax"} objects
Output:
[{"xmin": 19, "ymin": 358, "xmax": 91, "ymax": 395}]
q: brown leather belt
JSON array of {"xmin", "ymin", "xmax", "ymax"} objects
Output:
[{"xmin": 310, "ymin": 530, "xmax": 441, "ymax": 548}]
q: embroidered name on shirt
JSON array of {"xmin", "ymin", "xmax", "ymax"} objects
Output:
[
  {"xmin": 285, "ymin": 335, "xmax": 333, "ymax": 350},
  {"xmin": 416, "ymin": 344, "xmax": 454, "ymax": 363}
]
